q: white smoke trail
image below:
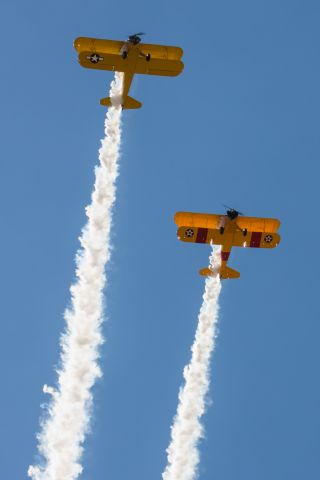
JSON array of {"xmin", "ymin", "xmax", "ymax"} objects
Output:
[
  {"xmin": 28, "ymin": 73, "xmax": 123, "ymax": 480},
  {"xmin": 162, "ymin": 246, "xmax": 222, "ymax": 480}
]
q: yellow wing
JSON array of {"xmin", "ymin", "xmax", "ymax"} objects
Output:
[
  {"xmin": 236, "ymin": 216, "xmax": 281, "ymax": 233},
  {"xmin": 175, "ymin": 212, "xmax": 281, "ymax": 233},
  {"xmin": 134, "ymin": 56, "xmax": 184, "ymax": 76},
  {"xmin": 78, "ymin": 51, "xmax": 183, "ymax": 76},
  {"xmin": 174, "ymin": 212, "xmax": 223, "ymax": 229},
  {"xmin": 177, "ymin": 226, "xmax": 281, "ymax": 248},
  {"xmin": 78, "ymin": 51, "xmax": 128, "ymax": 72},
  {"xmin": 138, "ymin": 43, "xmax": 183, "ymax": 60},
  {"xmin": 74, "ymin": 37, "xmax": 124, "ymax": 54},
  {"xmin": 74, "ymin": 37, "xmax": 184, "ymax": 59},
  {"xmin": 230, "ymin": 230, "xmax": 281, "ymax": 248}
]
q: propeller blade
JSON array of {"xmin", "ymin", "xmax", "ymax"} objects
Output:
[
  {"xmin": 128, "ymin": 32, "xmax": 145, "ymax": 37},
  {"xmin": 222, "ymin": 204, "xmax": 244, "ymax": 216}
]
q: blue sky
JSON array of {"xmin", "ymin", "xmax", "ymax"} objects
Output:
[{"xmin": 1, "ymin": 0, "xmax": 320, "ymax": 478}]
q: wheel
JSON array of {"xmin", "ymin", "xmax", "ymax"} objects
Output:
[
  {"xmin": 146, "ymin": 53, "xmax": 151, "ymax": 61},
  {"xmin": 219, "ymin": 227, "xmax": 225, "ymax": 234},
  {"xmin": 122, "ymin": 51, "xmax": 128, "ymax": 59},
  {"xmin": 242, "ymin": 228, "xmax": 247, "ymax": 236}
]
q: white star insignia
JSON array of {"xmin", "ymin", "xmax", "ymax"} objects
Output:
[{"xmin": 87, "ymin": 53, "xmax": 103, "ymax": 64}]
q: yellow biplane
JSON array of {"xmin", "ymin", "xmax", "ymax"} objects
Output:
[
  {"xmin": 74, "ymin": 33, "xmax": 184, "ymax": 109},
  {"xmin": 175, "ymin": 208, "xmax": 281, "ymax": 279}
]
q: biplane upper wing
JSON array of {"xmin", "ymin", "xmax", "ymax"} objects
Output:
[
  {"xmin": 74, "ymin": 37, "xmax": 124, "ymax": 54},
  {"xmin": 74, "ymin": 37, "xmax": 183, "ymax": 59},
  {"xmin": 174, "ymin": 212, "xmax": 223, "ymax": 229},
  {"xmin": 177, "ymin": 226, "xmax": 281, "ymax": 248},
  {"xmin": 175, "ymin": 212, "xmax": 280, "ymax": 233},
  {"xmin": 138, "ymin": 43, "xmax": 183, "ymax": 60},
  {"xmin": 236, "ymin": 216, "xmax": 281, "ymax": 233}
]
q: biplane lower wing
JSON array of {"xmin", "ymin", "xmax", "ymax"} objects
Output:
[
  {"xmin": 177, "ymin": 226, "xmax": 280, "ymax": 249},
  {"xmin": 78, "ymin": 51, "xmax": 183, "ymax": 76},
  {"xmin": 78, "ymin": 51, "xmax": 128, "ymax": 72},
  {"xmin": 135, "ymin": 56, "xmax": 184, "ymax": 76}
]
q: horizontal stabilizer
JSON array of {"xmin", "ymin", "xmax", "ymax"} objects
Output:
[
  {"xmin": 122, "ymin": 95, "xmax": 142, "ymax": 109},
  {"xmin": 100, "ymin": 96, "xmax": 112, "ymax": 107},
  {"xmin": 199, "ymin": 266, "xmax": 240, "ymax": 280},
  {"xmin": 199, "ymin": 267, "xmax": 218, "ymax": 277},
  {"xmin": 100, "ymin": 95, "xmax": 142, "ymax": 109},
  {"xmin": 220, "ymin": 266, "xmax": 240, "ymax": 279}
]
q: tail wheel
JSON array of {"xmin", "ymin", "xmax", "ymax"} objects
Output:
[
  {"xmin": 146, "ymin": 53, "xmax": 151, "ymax": 61},
  {"xmin": 122, "ymin": 51, "xmax": 128, "ymax": 59},
  {"xmin": 242, "ymin": 228, "xmax": 247, "ymax": 236},
  {"xmin": 219, "ymin": 227, "xmax": 225, "ymax": 234}
]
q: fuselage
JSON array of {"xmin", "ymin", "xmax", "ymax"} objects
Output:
[{"xmin": 119, "ymin": 42, "xmax": 140, "ymax": 100}]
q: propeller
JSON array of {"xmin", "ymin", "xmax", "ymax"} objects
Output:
[
  {"xmin": 222, "ymin": 204, "xmax": 244, "ymax": 216},
  {"xmin": 130, "ymin": 32, "xmax": 145, "ymax": 37},
  {"xmin": 128, "ymin": 32, "xmax": 146, "ymax": 44}
]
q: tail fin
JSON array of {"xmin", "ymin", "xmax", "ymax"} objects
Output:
[
  {"xmin": 199, "ymin": 266, "xmax": 240, "ymax": 279},
  {"xmin": 100, "ymin": 95, "xmax": 142, "ymax": 109}
]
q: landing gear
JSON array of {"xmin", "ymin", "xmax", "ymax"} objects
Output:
[
  {"xmin": 219, "ymin": 227, "xmax": 225, "ymax": 234},
  {"xmin": 122, "ymin": 51, "xmax": 128, "ymax": 59},
  {"xmin": 242, "ymin": 228, "xmax": 247, "ymax": 236},
  {"xmin": 146, "ymin": 53, "xmax": 151, "ymax": 61}
]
